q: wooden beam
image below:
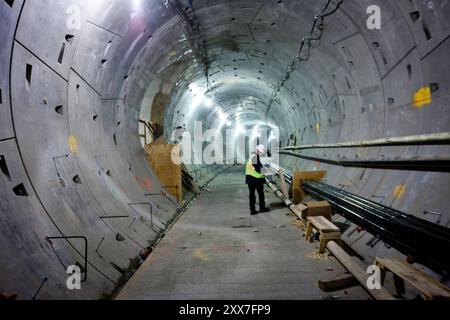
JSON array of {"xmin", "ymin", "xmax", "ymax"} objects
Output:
[
  {"xmin": 278, "ymin": 170, "xmax": 289, "ymax": 200},
  {"xmin": 319, "ymin": 276, "xmax": 360, "ymax": 292},
  {"xmin": 375, "ymin": 257, "xmax": 450, "ymax": 300},
  {"xmin": 327, "ymin": 241, "xmax": 396, "ymax": 300}
]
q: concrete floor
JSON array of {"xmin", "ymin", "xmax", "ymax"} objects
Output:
[{"xmin": 116, "ymin": 166, "xmax": 369, "ymax": 300}]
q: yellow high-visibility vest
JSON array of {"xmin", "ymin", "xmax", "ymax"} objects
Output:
[{"xmin": 245, "ymin": 154, "xmax": 265, "ymax": 179}]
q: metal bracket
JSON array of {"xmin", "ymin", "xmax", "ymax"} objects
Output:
[{"xmin": 46, "ymin": 236, "xmax": 88, "ymax": 282}]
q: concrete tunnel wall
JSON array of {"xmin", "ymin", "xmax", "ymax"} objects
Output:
[{"xmin": 0, "ymin": 0, "xmax": 449, "ymax": 299}]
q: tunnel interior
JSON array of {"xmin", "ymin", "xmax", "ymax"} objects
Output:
[{"xmin": 0, "ymin": 0, "xmax": 449, "ymax": 299}]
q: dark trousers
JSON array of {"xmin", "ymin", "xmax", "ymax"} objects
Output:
[{"xmin": 248, "ymin": 183, "xmax": 266, "ymax": 213}]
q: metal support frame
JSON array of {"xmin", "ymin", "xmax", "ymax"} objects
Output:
[{"xmin": 45, "ymin": 236, "xmax": 88, "ymax": 282}]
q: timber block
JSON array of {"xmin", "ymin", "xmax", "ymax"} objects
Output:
[
  {"xmin": 305, "ymin": 216, "xmax": 341, "ymax": 254},
  {"xmin": 302, "ymin": 201, "xmax": 332, "ymax": 220}
]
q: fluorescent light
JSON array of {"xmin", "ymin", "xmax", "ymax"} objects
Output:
[
  {"xmin": 133, "ymin": 0, "xmax": 141, "ymax": 10},
  {"xmin": 204, "ymin": 98, "xmax": 213, "ymax": 107},
  {"xmin": 235, "ymin": 123, "xmax": 245, "ymax": 135}
]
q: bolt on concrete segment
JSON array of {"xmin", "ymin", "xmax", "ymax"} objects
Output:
[{"xmin": 117, "ymin": 166, "xmax": 369, "ymax": 300}]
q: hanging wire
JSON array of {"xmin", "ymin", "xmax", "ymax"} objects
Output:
[
  {"xmin": 169, "ymin": 0, "xmax": 212, "ymax": 92},
  {"xmin": 265, "ymin": 0, "xmax": 344, "ymax": 119}
]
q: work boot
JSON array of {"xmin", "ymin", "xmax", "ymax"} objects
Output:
[
  {"xmin": 259, "ymin": 208, "xmax": 271, "ymax": 213},
  {"xmin": 250, "ymin": 211, "xmax": 259, "ymax": 216}
]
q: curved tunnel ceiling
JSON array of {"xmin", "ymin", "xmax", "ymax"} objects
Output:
[{"xmin": 0, "ymin": 0, "xmax": 449, "ymax": 299}]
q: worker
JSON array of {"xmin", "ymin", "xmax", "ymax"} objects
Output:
[{"xmin": 246, "ymin": 145, "xmax": 271, "ymax": 215}]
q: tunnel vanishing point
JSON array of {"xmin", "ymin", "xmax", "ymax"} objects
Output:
[{"xmin": 0, "ymin": 0, "xmax": 449, "ymax": 300}]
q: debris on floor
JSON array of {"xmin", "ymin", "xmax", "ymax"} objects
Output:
[
  {"xmin": 291, "ymin": 219, "xmax": 306, "ymax": 229},
  {"xmin": 314, "ymin": 252, "xmax": 331, "ymax": 261},
  {"xmin": 306, "ymin": 250, "xmax": 330, "ymax": 261}
]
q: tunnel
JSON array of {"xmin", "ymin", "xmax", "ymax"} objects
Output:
[{"xmin": 0, "ymin": 0, "xmax": 449, "ymax": 300}]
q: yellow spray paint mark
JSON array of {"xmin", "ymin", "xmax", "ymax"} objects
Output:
[
  {"xmin": 68, "ymin": 135, "xmax": 78, "ymax": 154},
  {"xmin": 413, "ymin": 86, "xmax": 432, "ymax": 108},
  {"xmin": 193, "ymin": 249, "xmax": 210, "ymax": 262},
  {"xmin": 315, "ymin": 123, "xmax": 321, "ymax": 133},
  {"xmin": 393, "ymin": 184, "xmax": 406, "ymax": 199}
]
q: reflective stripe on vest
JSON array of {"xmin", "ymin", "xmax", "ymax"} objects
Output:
[{"xmin": 245, "ymin": 155, "xmax": 265, "ymax": 179}]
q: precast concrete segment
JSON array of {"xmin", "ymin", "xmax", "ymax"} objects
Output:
[
  {"xmin": 117, "ymin": 166, "xmax": 369, "ymax": 300},
  {"xmin": 0, "ymin": 0, "xmax": 180, "ymax": 299}
]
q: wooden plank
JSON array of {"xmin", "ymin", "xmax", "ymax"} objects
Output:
[
  {"xmin": 375, "ymin": 257, "xmax": 450, "ymax": 300},
  {"xmin": 278, "ymin": 170, "xmax": 289, "ymax": 200},
  {"xmin": 307, "ymin": 216, "xmax": 339, "ymax": 232},
  {"xmin": 319, "ymin": 276, "xmax": 360, "ymax": 292},
  {"xmin": 293, "ymin": 204, "xmax": 308, "ymax": 220},
  {"xmin": 293, "ymin": 170, "xmax": 327, "ymax": 203},
  {"xmin": 144, "ymin": 143, "xmax": 182, "ymax": 202},
  {"xmin": 318, "ymin": 216, "xmax": 340, "ymax": 231},
  {"xmin": 327, "ymin": 241, "xmax": 396, "ymax": 300}
]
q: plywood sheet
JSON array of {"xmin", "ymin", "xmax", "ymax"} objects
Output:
[{"xmin": 145, "ymin": 144, "xmax": 182, "ymax": 202}]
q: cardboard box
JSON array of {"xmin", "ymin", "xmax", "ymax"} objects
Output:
[{"xmin": 303, "ymin": 201, "xmax": 332, "ymax": 221}]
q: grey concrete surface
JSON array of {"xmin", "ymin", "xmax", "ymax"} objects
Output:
[{"xmin": 117, "ymin": 166, "xmax": 369, "ymax": 300}]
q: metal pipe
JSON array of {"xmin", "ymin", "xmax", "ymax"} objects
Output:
[
  {"xmin": 281, "ymin": 132, "xmax": 450, "ymax": 151},
  {"xmin": 280, "ymin": 152, "xmax": 450, "ymax": 173}
]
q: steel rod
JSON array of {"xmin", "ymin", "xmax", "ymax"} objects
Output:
[{"xmin": 281, "ymin": 132, "xmax": 450, "ymax": 151}]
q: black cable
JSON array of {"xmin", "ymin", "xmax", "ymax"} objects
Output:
[{"xmin": 302, "ymin": 181, "xmax": 450, "ymax": 274}]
